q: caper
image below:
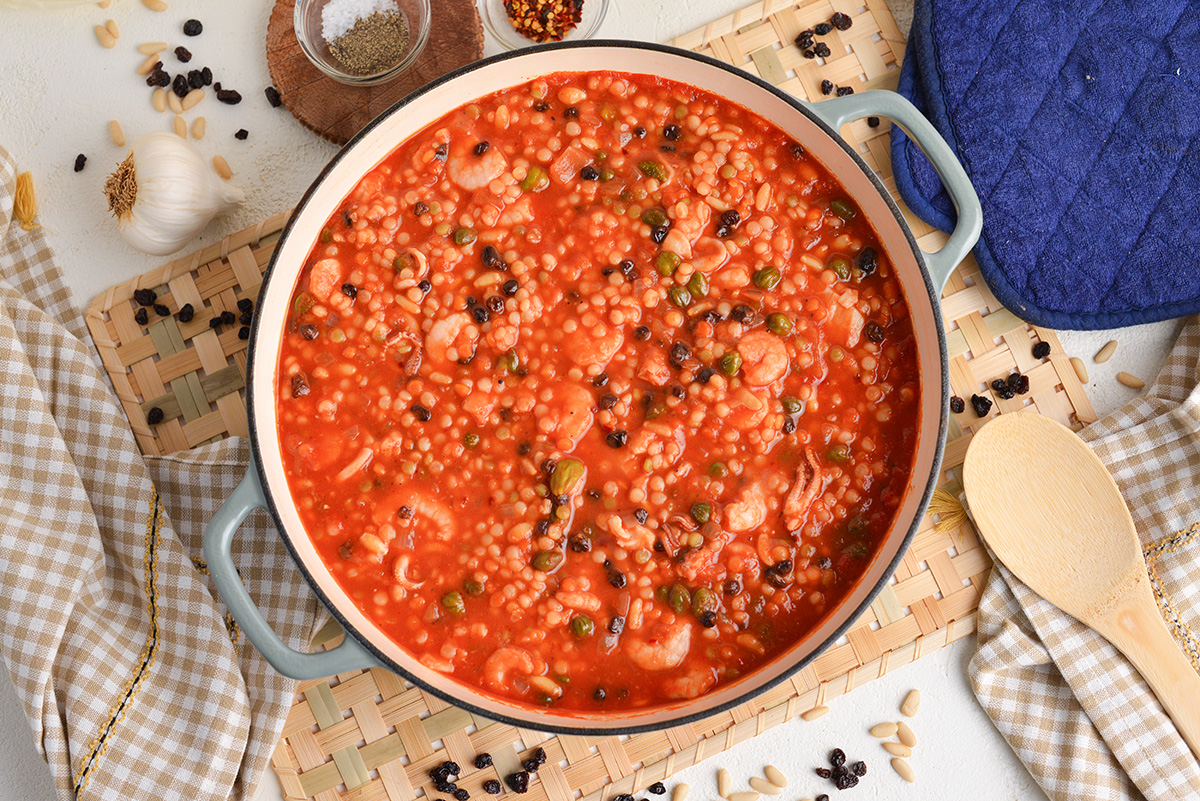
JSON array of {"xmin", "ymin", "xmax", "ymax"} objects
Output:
[
  {"xmin": 600, "ymin": 168, "xmax": 615, "ymax": 181},
  {"xmin": 827, "ymin": 256, "xmax": 852, "ymax": 280},
  {"xmin": 393, "ymin": 253, "xmax": 414, "ymax": 272},
  {"xmin": 781, "ymin": 396, "xmax": 803, "ymax": 414},
  {"xmin": 830, "ymin": 199, "xmax": 857, "ymax": 220},
  {"xmin": 571, "ymin": 614, "xmax": 595, "ymax": 638},
  {"xmin": 550, "ymin": 458, "xmax": 586, "ymax": 496},
  {"xmin": 668, "ymin": 583, "xmax": 691, "ymax": 614},
  {"xmin": 753, "ymin": 266, "xmax": 781, "ymax": 290},
  {"xmin": 655, "ymin": 251, "xmax": 681, "ymax": 276},
  {"xmin": 692, "ymin": 587, "xmax": 718, "ymax": 616},
  {"xmin": 766, "ymin": 313, "xmax": 793, "ymax": 335},
  {"xmin": 532, "ymin": 550, "xmax": 563, "ymax": 572},
  {"xmin": 319, "ymin": 227, "xmax": 332, "ymax": 244},
  {"xmin": 641, "ymin": 208, "xmax": 669, "ymax": 227},
  {"xmin": 829, "ymin": 346, "xmax": 844, "ymax": 363},
  {"xmin": 827, "ymin": 443, "xmax": 851, "ymax": 463},
  {"xmin": 520, "ymin": 166, "xmax": 550, "ymax": 192},
  {"xmin": 720, "ymin": 350, "xmax": 742, "ymax": 376},
  {"xmin": 668, "ymin": 285, "xmax": 692, "ymax": 308},
  {"xmin": 463, "ymin": 432, "xmax": 480, "ymax": 447},
  {"xmin": 464, "ymin": 579, "xmax": 485, "ymax": 596},
  {"xmin": 292, "ymin": 291, "xmax": 314, "ymax": 315},
  {"xmin": 690, "ymin": 502, "xmax": 712, "ymax": 525},
  {"xmin": 708, "ymin": 462, "xmax": 729, "ymax": 477},
  {"xmin": 453, "ymin": 227, "xmax": 478, "ymax": 246},
  {"xmin": 501, "ymin": 348, "xmax": 520, "ymax": 374},
  {"xmin": 441, "ymin": 591, "xmax": 465, "ymax": 615},
  {"xmin": 646, "ymin": 399, "xmax": 668, "ymax": 420},
  {"xmin": 687, "ymin": 271, "xmax": 709, "ymax": 298}
]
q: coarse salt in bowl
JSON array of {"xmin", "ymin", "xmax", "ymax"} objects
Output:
[{"xmin": 294, "ymin": 0, "xmax": 431, "ymax": 86}]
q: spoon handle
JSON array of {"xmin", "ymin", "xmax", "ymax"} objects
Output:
[{"xmin": 1099, "ymin": 593, "xmax": 1200, "ymax": 761}]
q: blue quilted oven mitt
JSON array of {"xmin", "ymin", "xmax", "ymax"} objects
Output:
[{"xmin": 891, "ymin": 0, "xmax": 1200, "ymax": 330}]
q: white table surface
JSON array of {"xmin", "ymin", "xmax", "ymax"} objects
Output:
[{"xmin": 0, "ymin": 1, "xmax": 1183, "ymax": 800}]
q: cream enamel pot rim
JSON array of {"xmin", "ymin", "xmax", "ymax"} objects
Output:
[{"xmin": 203, "ymin": 41, "xmax": 982, "ymax": 735}]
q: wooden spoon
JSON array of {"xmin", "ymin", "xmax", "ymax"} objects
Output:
[{"xmin": 963, "ymin": 412, "xmax": 1200, "ymax": 761}]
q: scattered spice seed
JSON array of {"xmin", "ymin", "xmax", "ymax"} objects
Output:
[
  {"xmin": 1095, "ymin": 339, "xmax": 1117, "ymax": 363},
  {"xmin": 901, "ymin": 689, "xmax": 921, "ymax": 717},
  {"xmin": 748, "ymin": 778, "xmax": 779, "ymax": 796},
  {"xmin": 764, "ymin": 766, "xmax": 787, "ymax": 789},
  {"xmin": 147, "ymin": 406, "xmax": 164, "ymax": 424},
  {"xmin": 890, "ymin": 758, "xmax": 915, "ymax": 783},
  {"xmin": 134, "ymin": 307, "xmax": 149, "ymax": 325},
  {"xmin": 265, "ymin": 85, "xmax": 282, "ymax": 107},
  {"xmin": 801, "ymin": 705, "xmax": 830, "ymax": 721},
  {"xmin": 235, "ymin": 128, "xmax": 249, "ymax": 140},
  {"xmin": 183, "ymin": 18, "xmax": 203, "ymax": 36},
  {"xmin": 1070, "ymin": 356, "xmax": 1089, "ymax": 384},
  {"xmin": 882, "ymin": 742, "xmax": 911, "ymax": 757},
  {"xmin": 870, "ymin": 721, "xmax": 898, "ymax": 738},
  {"xmin": 970, "ymin": 394, "xmax": 993, "ymax": 417},
  {"xmin": 74, "ymin": 154, "xmax": 87, "ymax": 172},
  {"xmin": 1117, "ymin": 371, "xmax": 1145, "ymax": 389},
  {"xmin": 1032, "ymin": 341, "xmax": 1051, "ymax": 359}
]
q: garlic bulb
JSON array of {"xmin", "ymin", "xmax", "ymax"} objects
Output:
[{"xmin": 104, "ymin": 131, "xmax": 244, "ymax": 256}]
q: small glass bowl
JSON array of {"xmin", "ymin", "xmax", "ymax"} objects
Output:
[
  {"xmin": 295, "ymin": 0, "xmax": 431, "ymax": 86},
  {"xmin": 480, "ymin": 0, "xmax": 610, "ymax": 51}
]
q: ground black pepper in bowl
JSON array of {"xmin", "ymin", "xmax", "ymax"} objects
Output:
[{"xmin": 326, "ymin": 7, "xmax": 410, "ymax": 76}]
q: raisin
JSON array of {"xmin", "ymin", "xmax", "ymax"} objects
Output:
[
  {"xmin": 818, "ymin": 556, "xmax": 832, "ymax": 569},
  {"xmin": 398, "ymin": 505, "xmax": 413, "ymax": 519},
  {"xmin": 606, "ymin": 430, "xmax": 628, "ymax": 448},
  {"xmin": 814, "ymin": 22, "xmax": 833, "ymax": 34},
  {"xmin": 857, "ymin": 247, "xmax": 878, "ymax": 276},
  {"xmin": 633, "ymin": 126, "xmax": 646, "ymax": 138},
  {"xmin": 720, "ymin": 209, "xmax": 740, "ymax": 228},
  {"xmin": 569, "ymin": 530, "xmax": 591, "ymax": 552},
  {"xmin": 1014, "ymin": 373, "xmax": 1031, "ymax": 394},
  {"xmin": 443, "ymin": 762, "xmax": 462, "ymax": 777},
  {"xmin": 290, "ymin": 373, "xmax": 309, "ymax": 398},
  {"xmin": 649, "ymin": 784, "xmax": 665, "ymax": 795},
  {"xmin": 663, "ymin": 124, "xmax": 681, "ymax": 141},
  {"xmin": 851, "ymin": 762, "xmax": 867, "ymax": 777},
  {"xmin": 971, "ymin": 394, "xmax": 993, "ymax": 417},
  {"xmin": 634, "ymin": 507, "xmax": 649, "ymax": 524},
  {"xmin": 453, "ymin": 791, "xmax": 469, "ymax": 801},
  {"xmin": 483, "ymin": 781, "xmax": 501, "ymax": 795},
  {"xmin": 633, "ymin": 325, "xmax": 651, "ymax": 341},
  {"xmin": 74, "ymin": 153, "xmax": 87, "ymax": 172},
  {"xmin": 175, "ymin": 46, "xmax": 192, "ymax": 62},
  {"xmin": 471, "ymin": 305, "xmax": 490, "ymax": 324},
  {"xmin": 607, "ymin": 615, "xmax": 624, "ymax": 634},
  {"xmin": 816, "ymin": 796, "xmax": 829, "ymax": 801},
  {"xmin": 831, "ymin": 11, "xmax": 852, "ymax": 30},
  {"xmin": 607, "ymin": 570, "xmax": 627, "ymax": 588},
  {"xmin": 134, "ymin": 288, "xmax": 157, "ymax": 306},
  {"xmin": 864, "ymin": 321, "xmax": 884, "ymax": 343},
  {"xmin": 237, "ymin": 298, "xmax": 253, "ymax": 312},
  {"xmin": 782, "ymin": 417, "xmax": 796, "ymax": 434},
  {"xmin": 695, "ymin": 366, "xmax": 715, "ymax": 384},
  {"xmin": 505, "ymin": 772, "xmax": 529, "ymax": 794},
  {"xmin": 188, "ymin": 69, "xmax": 204, "ymax": 89},
  {"xmin": 532, "ymin": 748, "xmax": 547, "ymax": 766},
  {"xmin": 795, "ymin": 31, "xmax": 814, "ymax": 48},
  {"xmin": 147, "ymin": 406, "xmax": 164, "ymax": 424},
  {"xmin": 216, "ymin": 89, "xmax": 242, "ymax": 105},
  {"xmin": 614, "ymin": 795, "xmax": 633, "ymax": 801},
  {"xmin": 563, "ymin": 106, "xmax": 579, "ymax": 118},
  {"xmin": 1032, "ymin": 341, "xmax": 1051, "ymax": 359},
  {"xmin": 815, "ymin": 768, "xmax": 832, "ymax": 779},
  {"xmin": 820, "ymin": 79, "xmax": 834, "ymax": 95},
  {"xmin": 209, "ymin": 317, "xmax": 224, "ymax": 330},
  {"xmin": 867, "ymin": 116, "xmax": 880, "ymax": 127},
  {"xmin": 265, "ymin": 85, "xmax": 282, "ymax": 107},
  {"xmin": 949, "ymin": 395, "xmax": 965, "ymax": 414},
  {"xmin": 714, "ymin": 224, "xmax": 733, "ymax": 238},
  {"xmin": 235, "ymin": 128, "xmax": 249, "ymax": 140},
  {"xmin": 834, "ymin": 84, "xmax": 853, "ymax": 96},
  {"xmin": 418, "ymin": 279, "xmax": 432, "ymax": 293},
  {"xmin": 134, "ymin": 307, "xmax": 149, "ymax": 325},
  {"xmin": 533, "ymin": 101, "xmax": 549, "ymax": 112},
  {"xmin": 177, "ymin": 303, "xmax": 194, "ymax": 323},
  {"xmin": 481, "ymin": 245, "xmax": 508, "ymax": 270},
  {"xmin": 598, "ymin": 393, "xmax": 618, "ymax": 410},
  {"xmin": 201, "ymin": 67, "xmax": 213, "ymax": 86},
  {"xmin": 660, "ymin": 144, "xmax": 676, "ymax": 154},
  {"xmin": 651, "ymin": 224, "xmax": 669, "ymax": 244},
  {"xmin": 501, "ymin": 279, "xmax": 519, "ymax": 297},
  {"xmin": 580, "ymin": 165, "xmax": 600, "ymax": 181},
  {"xmin": 220, "ymin": 310, "xmax": 236, "ymax": 325},
  {"xmin": 699, "ymin": 610, "xmax": 718, "ymax": 627},
  {"xmin": 834, "ymin": 771, "xmax": 858, "ymax": 790},
  {"xmin": 992, "ymin": 378, "xmax": 1016, "ymax": 400},
  {"xmin": 172, "ymin": 73, "xmax": 190, "ymax": 98},
  {"xmin": 238, "ymin": 326, "xmax": 250, "ymax": 340},
  {"xmin": 592, "ymin": 373, "xmax": 609, "ymax": 388},
  {"xmin": 830, "ymin": 748, "xmax": 845, "ymax": 767},
  {"xmin": 723, "ymin": 578, "xmax": 741, "ymax": 595},
  {"xmin": 475, "ymin": 754, "xmax": 494, "ymax": 769},
  {"xmin": 183, "ymin": 18, "xmax": 202, "ymax": 36},
  {"xmin": 730, "ymin": 304, "xmax": 753, "ymax": 323},
  {"xmin": 669, "ymin": 342, "xmax": 691, "ymax": 367},
  {"xmin": 340, "ymin": 283, "xmax": 357, "ymax": 301},
  {"xmin": 413, "ymin": 201, "xmax": 430, "ymax": 217},
  {"xmin": 486, "ymin": 296, "xmax": 504, "ymax": 314},
  {"xmin": 802, "ymin": 49, "xmax": 816, "ymax": 59},
  {"xmin": 411, "ymin": 404, "xmax": 432, "ymax": 421},
  {"xmin": 154, "ymin": 303, "xmax": 170, "ymax": 317}
]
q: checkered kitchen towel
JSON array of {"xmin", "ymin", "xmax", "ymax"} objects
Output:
[
  {"xmin": 972, "ymin": 318, "xmax": 1200, "ymax": 800},
  {"xmin": 0, "ymin": 145, "xmax": 322, "ymax": 800}
]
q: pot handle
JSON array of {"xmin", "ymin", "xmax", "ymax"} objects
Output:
[
  {"xmin": 805, "ymin": 91, "xmax": 982, "ymax": 293},
  {"xmin": 202, "ymin": 461, "xmax": 384, "ymax": 679}
]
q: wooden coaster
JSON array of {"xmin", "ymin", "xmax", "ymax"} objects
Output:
[{"xmin": 265, "ymin": 0, "xmax": 484, "ymax": 146}]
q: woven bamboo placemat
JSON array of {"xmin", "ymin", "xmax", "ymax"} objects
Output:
[{"xmin": 83, "ymin": 1, "xmax": 1098, "ymax": 799}]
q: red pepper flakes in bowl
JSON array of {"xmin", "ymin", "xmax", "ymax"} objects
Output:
[{"xmin": 502, "ymin": 0, "xmax": 583, "ymax": 42}]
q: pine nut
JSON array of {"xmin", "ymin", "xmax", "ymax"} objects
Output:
[
  {"xmin": 142, "ymin": 0, "xmax": 168, "ymax": 10},
  {"xmin": 192, "ymin": 117, "xmax": 206, "ymax": 140},
  {"xmin": 213, "ymin": 155, "xmax": 233, "ymax": 180},
  {"xmin": 182, "ymin": 88, "xmax": 205, "ymax": 111},
  {"xmin": 900, "ymin": 689, "xmax": 921, "ymax": 717},
  {"xmin": 95, "ymin": 25, "xmax": 116, "ymax": 48},
  {"xmin": 748, "ymin": 778, "xmax": 779, "ymax": 796},
  {"xmin": 763, "ymin": 766, "xmax": 787, "ymax": 789},
  {"xmin": 137, "ymin": 54, "xmax": 162, "ymax": 76},
  {"xmin": 109, "ymin": 120, "xmax": 125, "ymax": 147},
  {"xmin": 882, "ymin": 741, "xmax": 912, "ymax": 757},
  {"xmin": 173, "ymin": 115, "xmax": 187, "ymax": 138},
  {"xmin": 728, "ymin": 792, "xmax": 759, "ymax": 801},
  {"xmin": 672, "ymin": 784, "xmax": 689, "ymax": 801},
  {"xmin": 138, "ymin": 42, "xmax": 168, "ymax": 55},
  {"xmin": 105, "ymin": 18, "xmax": 119, "ymax": 38},
  {"xmin": 897, "ymin": 721, "xmax": 916, "ymax": 747},
  {"xmin": 891, "ymin": 758, "xmax": 915, "ymax": 783},
  {"xmin": 1070, "ymin": 357, "xmax": 1088, "ymax": 384},
  {"xmin": 98, "ymin": 0, "xmax": 111, "ymax": 7},
  {"xmin": 800, "ymin": 705, "xmax": 829, "ymax": 721},
  {"xmin": 1117, "ymin": 371, "xmax": 1145, "ymax": 389},
  {"xmin": 168, "ymin": 91, "xmax": 183, "ymax": 114},
  {"xmin": 152, "ymin": 87, "xmax": 167, "ymax": 112},
  {"xmin": 870, "ymin": 722, "xmax": 898, "ymax": 738},
  {"xmin": 1095, "ymin": 340, "xmax": 1118, "ymax": 363},
  {"xmin": 717, "ymin": 768, "xmax": 731, "ymax": 799}
]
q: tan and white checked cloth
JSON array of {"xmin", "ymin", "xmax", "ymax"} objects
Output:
[
  {"xmin": 0, "ymin": 148, "xmax": 322, "ymax": 800},
  {"xmin": 972, "ymin": 318, "xmax": 1200, "ymax": 800}
]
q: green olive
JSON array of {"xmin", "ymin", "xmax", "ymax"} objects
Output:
[
  {"xmin": 830, "ymin": 199, "xmax": 857, "ymax": 220},
  {"xmin": 453, "ymin": 227, "xmax": 478, "ymax": 246},
  {"xmin": 690, "ymin": 502, "xmax": 712, "ymax": 525},
  {"xmin": 781, "ymin": 396, "xmax": 803, "ymax": 414},
  {"xmin": 720, "ymin": 350, "xmax": 742, "ymax": 376},
  {"xmin": 570, "ymin": 614, "xmax": 594, "ymax": 638},
  {"xmin": 669, "ymin": 583, "xmax": 691, "ymax": 614},
  {"xmin": 753, "ymin": 266, "xmax": 781, "ymax": 290},
  {"xmin": 550, "ymin": 458, "xmax": 586, "ymax": 496},
  {"xmin": 668, "ymin": 286, "xmax": 692, "ymax": 308},
  {"xmin": 441, "ymin": 591, "xmax": 465, "ymax": 615},
  {"xmin": 532, "ymin": 550, "xmax": 563, "ymax": 572},
  {"xmin": 766, "ymin": 313, "xmax": 793, "ymax": 335},
  {"xmin": 641, "ymin": 208, "xmax": 669, "ymax": 227},
  {"xmin": 827, "ymin": 256, "xmax": 852, "ymax": 280},
  {"xmin": 687, "ymin": 272, "xmax": 709, "ymax": 298},
  {"xmin": 656, "ymin": 251, "xmax": 681, "ymax": 276}
]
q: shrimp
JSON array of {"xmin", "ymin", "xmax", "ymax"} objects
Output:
[
  {"xmin": 447, "ymin": 140, "xmax": 509, "ymax": 191},
  {"xmin": 597, "ymin": 511, "xmax": 656, "ymax": 551},
  {"xmin": 536, "ymin": 382, "xmax": 595, "ymax": 449},
  {"xmin": 678, "ymin": 528, "xmax": 732, "ymax": 584},
  {"xmin": 391, "ymin": 551, "xmax": 424, "ymax": 588},
  {"xmin": 425, "ymin": 312, "xmax": 479, "ymax": 367},
  {"xmin": 565, "ymin": 323, "xmax": 624, "ymax": 370},
  {"xmin": 724, "ymin": 386, "xmax": 770, "ymax": 431},
  {"xmin": 625, "ymin": 620, "xmax": 693, "ymax": 671},
  {"xmin": 725, "ymin": 481, "xmax": 767, "ymax": 532},
  {"xmin": 399, "ymin": 493, "xmax": 456, "ymax": 541},
  {"xmin": 637, "ymin": 347, "xmax": 671, "ymax": 387},
  {"xmin": 482, "ymin": 646, "xmax": 536, "ymax": 693},
  {"xmin": 783, "ymin": 446, "xmax": 824, "ymax": 528},
  {"xmin": 689, "ymin": 237, "xmax": 729, "ymax": 274},
  {"xmin": 308, "ymin": 258, "xmax": 343, "ymax": 304},
  {"xmin": 663, "ymin": 666, "xmax": 717, "ymax": 699},
  {"xmin": 737, "ymin": 330, "xmax": 789, "ymax": 387},
  {"xmin": 555, "ymin": 590, "xmax": 601, "ymax": 613}
]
